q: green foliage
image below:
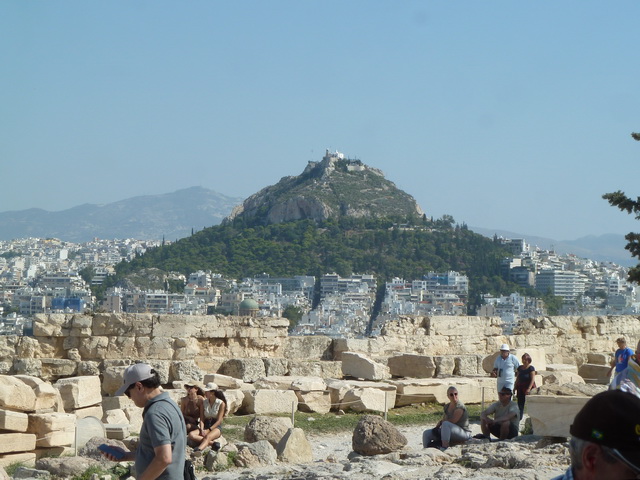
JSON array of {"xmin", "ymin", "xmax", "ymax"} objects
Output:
[
  {"xmin": 0, "ymin": 250, "xmax": 22, "ymax": 259},
  {"xmin": 78, "ymin": 265, "xmax": 95, "ymax": 285},
  {"xmin": 100, "ymin": 215, "xmax": 522, "ymax": 306},
  {"xmin": 4, "ymin": 462, "xmax": 25, "ymax": 477},
  {"xmin": 71, "ymin": 465, "xmax": 109, "ymax": 480},
  {"xmin": 542, "ymin": 291, "xmax": 563, "ymax": 315},
  {"xmin": 282, "ymin": 305, "xmax": 303, "ymax": 332},
  {"xmin": 602, "ymin": 132, "xmax": 640, "ymax": 284}
]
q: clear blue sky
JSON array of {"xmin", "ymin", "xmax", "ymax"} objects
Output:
[{"xmin": 2, "ymin": 1, "xmax": 639, "ymax": 241}]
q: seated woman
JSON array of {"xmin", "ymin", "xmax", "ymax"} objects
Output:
[
  {"xmin": 189, "ymin": 382, "xmax": 227, "ymax": 454},
  {"xmin": 422, "ymin": 386, "xmax": 471, "ymax": 450},
  {"xmin": 180, "ymin": 382, "xmax": 204, "ymax": 433}
]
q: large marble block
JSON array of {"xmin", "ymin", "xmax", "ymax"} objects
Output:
[
  {"xmin": 0, "ymin": 433, "xmax": 37, "ymax": 454},
  {"xmin": 0, "ymin": 410, "xmax": 29, "ymax": 432},
  {"xmin": 242, "ymin": 389, "xmax": 298, "ymax": 415},
  {"xmin": 527, "ymin": 395, "xmax": 589, "ymax": 437},
  {"xmin": 341, "ymin": 352, "xmax": 390, "ymax": 381},
  {"xmin": 54, "ymin": 376, "xmax": 102, "ymax": 410},
  {"xmin": 28, "ymin": 412, "xmax": 76, "ymax": 447}
]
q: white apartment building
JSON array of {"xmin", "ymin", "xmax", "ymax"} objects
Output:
[{"xmin": 535, "ymin": 269, "xmax": 587, "ymax": 301}]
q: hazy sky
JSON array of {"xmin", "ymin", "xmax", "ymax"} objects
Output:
[{"xmin": 2, "ymin": 1, "xmax": 639, "ymax": 241}]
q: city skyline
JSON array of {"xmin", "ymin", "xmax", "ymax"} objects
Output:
[{"xmin": 2, "ymin": 1, "xmax": 639, "ymax": 240}]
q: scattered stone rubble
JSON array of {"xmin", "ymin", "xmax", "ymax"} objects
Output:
[{"xmin": 0, "ymin": 312, "xmax": 636, "ymax": 478}]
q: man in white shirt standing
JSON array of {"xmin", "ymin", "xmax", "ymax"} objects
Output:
[{"xmin": 491, "ymin": 344, "xmax": 520, "ymax": 393}]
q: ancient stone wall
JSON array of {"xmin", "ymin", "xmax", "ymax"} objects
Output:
[{"xmin": 1, "ymin": 313, "xmax": 639, "ymax": 383}]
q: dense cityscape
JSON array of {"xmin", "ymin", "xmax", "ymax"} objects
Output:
[{"xmin": 0, "ymin": 234, "xmax": 636, "ymax": 338}]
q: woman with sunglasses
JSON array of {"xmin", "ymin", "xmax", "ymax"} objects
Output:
[
  {"xmin": 422, "ymin": 386, "xmax": 471, "ymax": 450},
  {"xmin": 514, "ymin": 353, "xmax": 536, "ymax": 420}
]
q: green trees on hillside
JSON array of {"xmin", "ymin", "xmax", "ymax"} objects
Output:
[
  {"xmin": 603, "ymin": 132, "xmax": 640, "ymax": 283},
  {"xmin": 103, "ymin": 215, "xmax": 522, "ymax": 310}
]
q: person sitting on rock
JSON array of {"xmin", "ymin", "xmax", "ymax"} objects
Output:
[
  {"xmin": 551, "ymin": 390, "xmax": 640, "ymax": 480},
  {"xmin": 189, "ymin": 382, "xmax": 227, "ymax": 455},
  {"xmin": 180, "ymin": 381, "xmax": 204, "ymax": 433},
  {"xmin": 422, "ymin": 386, "xmax": 471, "ymax": 450},
  {"xmin": 610, "ymin": 339, "xmax": 640, "ymax": 397},
  {"xmin": 480, "ymin": 386, "xmax": 519, "ymax": 440}
]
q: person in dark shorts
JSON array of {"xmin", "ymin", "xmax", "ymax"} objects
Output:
[{"xmin": 480, "ymin": 386, "xmax": 519, "ymax": 440}]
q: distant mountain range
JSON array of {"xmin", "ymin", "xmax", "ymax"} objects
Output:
[
  {"xmin": 0, "ymin": 185, "xmax": 634, "ymax": 267},
  {"xmin": 0, "ymin": 187, "xmax": 243, "ymax": 243}
]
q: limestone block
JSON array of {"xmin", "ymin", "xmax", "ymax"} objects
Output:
[
  {"xmin": 0, "ymin": 433, "xmax": 36, "ymax": 453},
  {"xmin": 263, "ymin": 358, "xmax": 289, "ymax": 376},
  {"xmin": 101, "ymin": 396, "xmax": 135, "ymax": 411},
  {"xmin": 103, "ymin": 409, "xmax": 129, "ymax": 424},
  {"xmin": 283, "ymin": 335, "xmax": 334, "ymax": 361},
  {"xmin": 54, "ymin": 376, "xmax": 102, "ymax": 411},
  {"xmin": 325, "ymin": 379, "xmax": 394, "ymax": 409},
  {"xmin": 0, "ymin": 375, "xmax": 36, "ymax": 412},
  {"xmin": 71, "ymin": 404, "xmax": 103, "ymax": 419},
  {"xmin": 33, "ymin": 314, "xmax": 70, "ymax": 337},
  {"xmin": 276, "ymin": 428, "xmax": 313, "ymax": 463},
  {"xmin": 388, "ymin": 354, "xmax": 435, "ymax": 378},
  {"xmin": 435, "ymin": 356, "xmax": 456, "ymax": 376},
  {"xmin": 527, "ymin": 395, "xmax": 589, "ymax": 437},
  {"xmin": 341, "ymin": 352, "xmax": 390, "ymax": 381},
  {"xmin": 546, "ymin": 364, "xmax": 578, "ymax": 373},
  {"xmin": 73, "ymin": 336, "xmax": 110, "ymax": 360},
  {"xmin": 77, "ymin": 361, "xmax": 100, "ymax": 376},
  {"xmin": 223, "ymin": 389, "xmax": 244, "ymax": 415},
  {"xmin": 242, "ymin": 389, "xmax": 298, "ymax": 415},
  {"xmin": 173, "ymin": 337, "xmax": 201, "ymax": 360},
  {"xmin": 69, "ymin": 314, "xmax": 93, "ymax": 337},
  {"xmin": 203, "ymin": 373, "xmax": 244, "ymax": 389},
  {"xmin": 341, "ymin": 387, "xmax": 390, "ymax": 413},
  {"xmin": 295, "ymin": 390, "xmax": 331, "ymax": 414},
  {"xmin": 102, "ymin": 365, "xmax": 129, "ymax": 396},
  {"xmin": 28, "ymin": 412, "xmax": 75, "ymax": 448},
  {"xmin": 17, "ymin": 336, "xmax": 62, "ymax": 359},
  {"xmin": 254, "ymin": 376, "xmax": 294, "ymax": 390},
  {"xmin": 244, "ymin": 415, "xmax": 293, "ymax": 447},
  {"xmin": 92, "ymin": 313, "xmax": 153, "ymax": 337},
  {"xmin": 389, "ymin": 377, "xmax": 498, "ymax": 407},
  {"xmin": 40, "ymin": 359, "xmax": 78, "ymax": 381},
  {"xmin": 0, "ymin": 452, "xmax": 36, "ymax": 468},
  {"xmin": 169, "ymin": 360, "xmax": 202, "ymax": 383},
  {"xmin": 455, "ymin": 355, "xmax": 483, "ymax": 376},
  {"xmin": 123, "ymin": 406, "xmax": 143, "ymax": 433},
  {"xmin": 578, "ymin": 364, "xmax": 610, "ymax": 383},
  {"xmin": 14, "ymin": 376, "xmax": 63, "ymax": 412},
  {"xmin": 0, "ymin": 410, "xmax": 29, "ymax": 432},
  {"xmin": 291, "ymin": 376, "xmax": 326, "ymax": 392},
  {"xmin": 0, "ymin": 362, "xmax": 10, "ymax": 375},
  {"xmin": 13, "ymin": 359, "xmax": 42, "ymax": 378},
  {"xmin": 538, "ymin": 371, "xmax": 584, "ymax": 386},
  {"xmin": 587, "ymin": 353, "xmax": 611, "ymax": 365},
  {"xmin": 287, "ymin": 361, "xmax": 343, "ymax": 378},
  {"xmin": 219, "ymin": 358, "xmax": 267, "ymax": 383},
  {"xmin": 105, "ymin": 424, "xmax": 130, "ymax": 440}
]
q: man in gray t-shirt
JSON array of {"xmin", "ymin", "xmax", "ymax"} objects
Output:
[
  {"xmin": 480, "ymin": 387, "xmax": 519, "ymax": 440},
  {"xmin": 103, "ymin": 363, "xmax": 186, "ymax": 480}
]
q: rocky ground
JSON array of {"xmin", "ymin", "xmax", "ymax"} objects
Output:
[{"xmin": 202, "ymin": 421, "xmax": 571, "ymax": 480}]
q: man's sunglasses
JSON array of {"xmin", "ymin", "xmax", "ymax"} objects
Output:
[{"xmin": 124, "ymin": 383, "xmax": 136, "ymax": 398}]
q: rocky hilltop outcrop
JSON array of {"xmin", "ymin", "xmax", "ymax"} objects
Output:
[{"xmin": 225, "ymin": 150, "xmax": 424, "ymax": 225}]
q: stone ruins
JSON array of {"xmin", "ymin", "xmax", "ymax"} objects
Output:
[{"xmin": 0, "ymin": 312, "xmax": 637, "ymax": 473}]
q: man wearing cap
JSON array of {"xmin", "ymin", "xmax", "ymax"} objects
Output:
[
  {"xmin": 610, "ymin": 339, "xmax": 640, "ymax": 398},
  {"xmin": 491, "ymin": 344, "xmax": 520, "ymax": 393},
  {"xmin": 104, "ymin": 363, "xmax": 186, "ymax": 480},
  {"xmin": 551, "ymin": 390, "xmax": 640, "ymax": 480},
  {"xmin": 480, "ymin": 386, "xmax": 519, "ymax": 440}
]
